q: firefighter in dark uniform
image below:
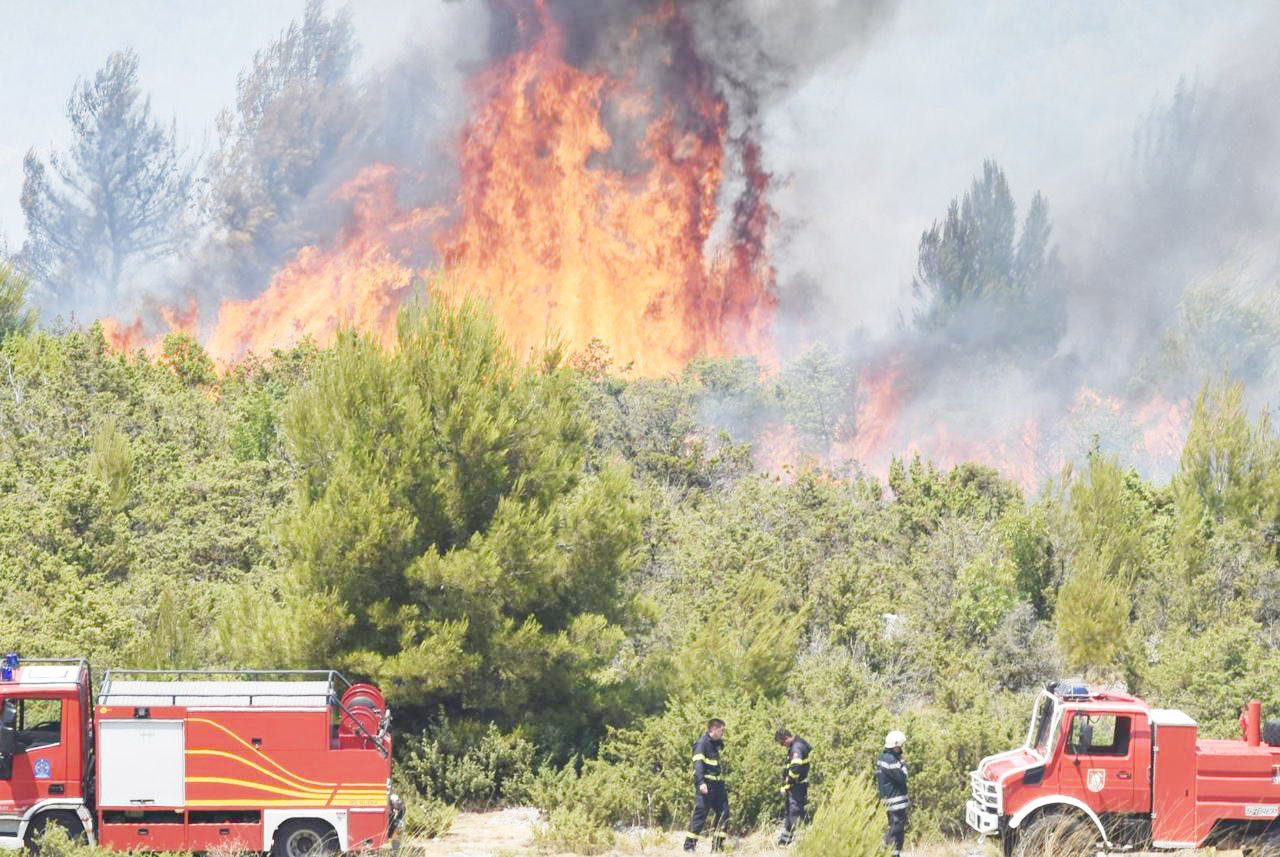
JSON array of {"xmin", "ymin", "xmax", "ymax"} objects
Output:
[
  {"xmin": 684, "ymin": 719, "xmax": 729, "ymax": 852},
  {"xmin": 876, "ymin": 730, "xmax": 908, "ymax": 857},
  {"xmin": 775, "ymin": 728, "xmax": 811, "ymax": 845}
]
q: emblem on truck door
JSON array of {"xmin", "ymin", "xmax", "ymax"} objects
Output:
[
  {"xmin": 1087, "ymin": 769, "xmax": 1106, "ymax": 792},
  {"xmin": 33, "ymin": 759, "xmax": 51, "ymax": 779}
]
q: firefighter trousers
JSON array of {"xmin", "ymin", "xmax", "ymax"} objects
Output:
[
  {"xmin": 684, "ymin": 784, "xmax": 729, "ymax": 851},
  {"xmin": 884, "ymin": 809, "xmax": 907, "ymax": 857},
  {"xmin": 778, "ymin": 783, "xmax": 807, "ymax": 844}
]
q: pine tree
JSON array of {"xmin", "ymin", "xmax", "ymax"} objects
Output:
[
  {"xmin": 0, "ymin": 263, "xmax": 36, "ymax": 341},
  {"xmin": 20, "ymin": 49, "xmax": 194, "ymax": 313},
  {"xmin": 257, "ymin": 299, "xmax": 643, "ymax": 738},
  {"xmin": 205, "ymin": 0, "xmax": 357, "ymax": 285},
  {"xmin": 912, "ymin": 160, "xmax": 1064, "ymax": 354}
]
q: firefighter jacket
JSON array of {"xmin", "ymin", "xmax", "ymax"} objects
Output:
[
  {"xmin": 780, "ymin": 736, "xmax": 812, "ymax": 792},
  {"xmin": 692, "ymin": 732, "xmax": 725, "ymax": 789},
  {"xmin": 875, "ymin": 749, "xmax": 908, "ymax": 811}
]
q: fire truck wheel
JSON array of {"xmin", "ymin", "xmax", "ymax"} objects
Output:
[
  {"xmin": 1012, "ymin": 810, "xmax": 1096, "ymax": 857},
  {"xmin": 24, "ymin": 811, "xmax": 87, "ymax": 853},
  {"xmin": 273, "ymin": 819, "xmax": 340, "ymax": 857}
]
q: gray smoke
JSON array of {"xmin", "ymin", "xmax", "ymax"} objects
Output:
[{"xmin": 740, "ymin": 0, "xmax": 1280, "ymax": 486}]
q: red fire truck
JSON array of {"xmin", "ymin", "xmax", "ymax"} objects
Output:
[
  {"xmin": 0, "ymin": 658, "xmax": 400, "ymax": 854},
  {"xmin": 966, "ymin": 681, "xmax": 1280, "ymax": 854}
]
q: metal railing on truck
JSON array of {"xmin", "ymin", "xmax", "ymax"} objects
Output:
[{"xmin": 97, "ymin": 668, "xmax": 390, "ymax": 757}]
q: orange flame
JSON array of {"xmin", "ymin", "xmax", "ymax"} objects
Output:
[
  {"xmin": 203, "ymin": 165, "xmax": 443, "ymax": 366},
  {"xmin": 103, "ymin": 0, "xmax": 776, "ymax": 377},
  {"xmin": 823, "ymin": 361, "xmax": 1192, "ymax": 491},
  {"xmin": 434, "ymin": 0, "xmax": 775, "ymax": 375},
  {"xmin": 101, "ymin": 299, "xmax": 199, "ymax": 358}
]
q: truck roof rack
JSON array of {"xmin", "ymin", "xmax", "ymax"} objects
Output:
[{"xmin": 98, "ymin": 668, "xmax": 353, "ymax": 708}]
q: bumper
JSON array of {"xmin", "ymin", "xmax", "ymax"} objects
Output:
[{"xmin": 966, "ymin": 799, "xmax": 1000, "ymax": 836}]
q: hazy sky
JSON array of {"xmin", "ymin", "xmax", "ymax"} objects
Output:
[
  {"xmin": 0, "ymin": 0, "xmax": 1270, "ymax": 335},
  {"xmin": 0, "ymin": 0, "xmax": 443, "ymax": 247},
  {"xmin": 763, "ymin": 0, "xmax": 1269, "ymax": 334}
]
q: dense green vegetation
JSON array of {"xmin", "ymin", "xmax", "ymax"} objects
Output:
[{"xmin": 2, "ymin": 294, "xmax": 1278, "ymax": 846}]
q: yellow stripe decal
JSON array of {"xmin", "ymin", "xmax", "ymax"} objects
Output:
[
  {"xmin": 186, "ymin": 749, "xmax": 376, "ymax": 794},
  {"xmin": 187, "ymin": 799, "xmax": 386, "ymax": 808},
  {"xmin": 186, "ymin": 718, "xmax": 383, "ymax": 789},
  {"xmin": 185, "ymin": 776, "xmax": 383, "ymax": 801}
]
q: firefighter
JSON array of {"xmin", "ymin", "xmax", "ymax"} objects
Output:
[
  {"xmin": 684, "ymin": 718, "xmax": 729, "ymax": 852},
  {"xmin": 775, "ymin": 728, "xmax": 811, "ymax": 845},
  {"xmin": 876, "ymin": 730, "xmax": 909, "ymax": 857}
]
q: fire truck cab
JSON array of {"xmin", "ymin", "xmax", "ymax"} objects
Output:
[
  {"xmin": 967, "ymin": 681, "xmax": 1280, "ymax": 854},
  {"xmin": 0, "ymin": 658, "xmax": 399, "ymax": 855}
]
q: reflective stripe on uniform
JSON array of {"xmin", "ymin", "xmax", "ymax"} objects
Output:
[
  {"xmin": 789, "ymin": 756, "xmax": 810, "ymax": 765},
  {"xmin": 685, "ymin": 832, "xmax": 702, "ymax": 840},
  {"xmin": 877, "ymin": 759, "xmax": 903, "ymax": 770},
  {"xmin": 884, "ymin": 797, "xmax": 909, "ymax": 810},
  {"xmin": 693, "ymin": 754, "xmax": 720, "ymax": 765},
  {"xmin": 703, "ymin": 774, "xmax": 723, "ymax": 781}
]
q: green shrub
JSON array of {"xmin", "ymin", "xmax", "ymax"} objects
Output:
[
  {"xmin": 532, "ymin": 806, "xmax": 616, "ymax": 855},
  {"xmin": 401, "ymin": 791, "xmax": 456, "ymax": 840},
  {"xmin": 28, "ymin": 824, "xmax": 184, "ymax": 857},
  {"xmin": 792, "ymin": 771, "xmax": 883, "ymax": 857},
  {"xmin": 401, "ymin": 720, "xmax": 538, "ymax": 807},
  {"xmin": 392, "ymin": 769, "xmax": 456, "ymax": 840},
  {"xmin": 526, "ymin": 659, "xmax": 1033, "ymax": 839},
  {"xmin": 27, "ymin": 825, "xmax": 100, "ymax": 857}
]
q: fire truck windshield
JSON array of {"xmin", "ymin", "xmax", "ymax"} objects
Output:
[{"xmin": 1030, "ymin": 694, "xmax": 1058, "ymax": 755}]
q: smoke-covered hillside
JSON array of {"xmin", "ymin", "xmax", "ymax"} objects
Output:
[{"xmin": 3, "ymin": 0, "xmax": 1277, "ymax": 485}]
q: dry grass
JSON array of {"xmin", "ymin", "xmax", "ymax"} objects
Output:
[{"xmin": 402, "ymin": 807, "xmax": 1241, "ymax": 857}]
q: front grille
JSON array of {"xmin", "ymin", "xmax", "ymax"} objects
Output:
[{"xmin": 970, "ymin": 770, "xmax": 1001, "ymax": 813}]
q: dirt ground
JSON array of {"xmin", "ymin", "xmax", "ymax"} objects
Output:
[{"xmin": 404, "ymin": 808, "xmax": 991, "ymax": 857}]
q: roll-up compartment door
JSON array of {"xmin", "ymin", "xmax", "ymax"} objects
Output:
[{"xmin": 99, "ymin": 720, "xmax": 185, "ymax": 807}]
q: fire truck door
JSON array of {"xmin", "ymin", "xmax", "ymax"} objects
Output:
[
  {"xmin": 1061, "ymin": 712, "xmax": 1138, "ymax": 815},
  {"xmin": 1, "ymin": 697, "xmax": 69, "ymax": 810}
]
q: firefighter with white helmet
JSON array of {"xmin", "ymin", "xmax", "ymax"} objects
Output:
[{"xmin": 876, "ymin": 730, "xmax": 909, "ymax": 857}]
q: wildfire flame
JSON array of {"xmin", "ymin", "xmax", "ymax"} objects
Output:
[
  {"xmin": 837, "ymin": 361, "xmax": 1192, "ymax": 491},
  {"xmin": 103, "ymin": 0, "xmax": 776, "ymax": 377}
]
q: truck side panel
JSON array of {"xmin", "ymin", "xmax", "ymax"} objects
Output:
[
  {"xmin": 98, "ymin": 720, "xmax": 185, "ymax": 808},
  {"xmin": 1151, "ymin": 722, "xmax": 1197, "ymax": 847},
  {"xmin": 1194, "ymin": 739, "xmax": 1280, "ymax": 839},
  {"xmin": 186, "ymin": 817, "xmax": 265, "ymax": 852},
  {"xmin": 348, "ymin": 807, "xmax": 390, "ymax": 850},
  {"xmin": 183, "ymin": 714, "xmax": 386, "ymax": 810}
]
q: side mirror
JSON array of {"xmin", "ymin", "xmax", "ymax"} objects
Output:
[{"xmin": 0, "ymin": 700, "xmax": 15, "ymax": 780}]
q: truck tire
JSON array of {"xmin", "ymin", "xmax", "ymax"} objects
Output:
[
  {"xmin": 273, "ymin": 819, "xmax": 339, "ymax": 857},
  {"xmin": 1263, "ymin": 719, "xmax": 1280, "ymax": 747},
  {"xmin": 1012, "ymin": 810, "xmax": 1096, "ymax": 857},
  {"xmin": 24, "ymin": 811, "xmax": 87, "ymax": 854}
]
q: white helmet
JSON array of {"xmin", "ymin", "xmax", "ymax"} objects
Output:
[{"xmin": 885, "ymin": 730, "xmax": 906, "ymax": 749}]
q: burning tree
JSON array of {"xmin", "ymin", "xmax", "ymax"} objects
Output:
[{"xmin": 204, "ymin": 0, "xmax": 358, "ymax": 289}]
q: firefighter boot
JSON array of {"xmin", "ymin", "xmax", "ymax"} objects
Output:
[
  {"xmin": 710, "ymin": 831, "xmax": 726, "ymax": 852},
  {"xmin": 683, "ymin": 834, "xmax": 697, "ymax": 852}
]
